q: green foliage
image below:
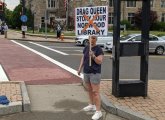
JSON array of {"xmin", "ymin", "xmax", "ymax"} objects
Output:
[
  {"xmin": 11, "ymin": 4, "xmax": 22, "ymax": 29},
  {"xmin": 39, "ymin": 27, "xmax": 51, "ymax": 33},
  {"xmin": 152, "ymin": 22, "xmax": 165, "ymax": 31},
  {"xmin": 8, "ymin": 3, "xmax": 33, "ymax": 29},
  {"xmin": 5, "ymin": 8, "xmax": 13, "ymax": 26},
  {"xmin": 67, "ymin": 25, "xmax": 74, "ymax": 31},
  {"xmin": 26, "ymin": 9, "xmax": 33, "ymax": 28},
  {"xmin": 120, "ymin": 20, "xmax": 131, "ymax": 30},
  {"xmin": 134, "ymin": 8, "xmax": 158, "ymax": 29}
]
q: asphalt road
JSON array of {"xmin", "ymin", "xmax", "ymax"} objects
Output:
[{"xmin": 14, "ymin": 40, "xmax": 165, "ymax": 80}]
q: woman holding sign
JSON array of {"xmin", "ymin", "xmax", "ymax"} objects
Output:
[{"xmin": 78, "ymin": 35, "xmax": 104, "ymax": 120}]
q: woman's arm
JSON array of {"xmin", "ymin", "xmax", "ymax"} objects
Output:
[
  {"xmin": 78, "ymin": 55, "xmax": 84, "ymax": 75},
  {"xmin": 90, "ymin": 51, "xmax": 103, "ymax": 65},
  {"xmin": 92, "ymin": 55, "xmax": 103, "ymax": 65}
]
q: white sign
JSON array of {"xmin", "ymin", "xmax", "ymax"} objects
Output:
[
  {"xmin": 21, "ymin": 26, "xmax": 27, "ymax": 31},
  {"xmin": 75, "ymin": 6, "xmax": 108, "ymax": 36}
]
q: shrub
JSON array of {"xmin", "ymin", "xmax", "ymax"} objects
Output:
[
  {"xmin": 120, "ymin": 20, "xmax": 132, "ymax": 30},
  {"xmin": 152, "ymin": 22, "xmax": 165, "ymax": 31}
]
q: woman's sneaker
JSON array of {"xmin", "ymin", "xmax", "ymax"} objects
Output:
[
  {"xmin": 92, "ymin": 111, "xmax": 102, "ymax": 120},
  {"xmin": 83, "ymin": 104, "xmax": 96, "ymax": 111}
]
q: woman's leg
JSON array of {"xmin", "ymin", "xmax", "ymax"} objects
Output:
[
  {"xmin": 85, "ymin": 82, "xmax": 94, "ymax": 105},
  {"xmin": 91, "ymin": 83, "xmax": 101, "ymax": 111}
]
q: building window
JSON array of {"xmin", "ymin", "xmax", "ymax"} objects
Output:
[
  {"xmin": 128, "ymin": 13, "xmax": 135, "ymax": 25},
  {"xmin": 161, "ymin": 0, "xmax": 165, "ymax": 8},
  {"xmin": 127, "ymin": 1, "xmax": 136, "ymax": 7},
  {"xmin": 109, "ymin": 0, "xmax": 113, "ymax": 7},
  {"xmin": 48, "ymin": 0, "xmax": 56, "ymax": 8},
  {"xmin": 108, "ymin": 13, "xmax": 113, "ymax": 24},
  {"xmin": 161, "ymin": 13, "xmax": 165, "ymax": 22},
  {"xmin": 150, "ymin": 0, "xmax": 154, "ymax": 7},
  {"xmin": 41, "ymin": 17, "xmax": 45, "ymax": 24}
]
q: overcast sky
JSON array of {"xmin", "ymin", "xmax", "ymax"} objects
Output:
[{"xmin": 5, "ymin": 0, "xmax": 20, "ymax": 10}]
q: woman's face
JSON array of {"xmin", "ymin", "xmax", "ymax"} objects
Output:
[{"xmin": 91, "ymin": 36, "xmax": 97, "ymax": 46}]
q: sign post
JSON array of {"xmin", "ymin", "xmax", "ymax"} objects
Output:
[
  {"xmin": 21, "ymin": 0, "xmax": 26, "ymax": 38},
  {"xmin": 112, "ymin": 0, "xmax": 150, "ymax": 97}
]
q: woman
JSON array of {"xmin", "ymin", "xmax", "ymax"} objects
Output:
[{"xmin": 78, "ymin": 35, "xmax": 104, "ymax": 120}]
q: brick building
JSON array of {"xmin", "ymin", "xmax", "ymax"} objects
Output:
[
  {"xmin": 25, "ymin": 0, "xmax": 66, "ymax": 29},
  {"xmin": 25, "ymin": 0, "xmax": 165, "ymax": 29},
  {"xmin": 108, "ymin": 0, "xmax": 165, "ymax": 25}
]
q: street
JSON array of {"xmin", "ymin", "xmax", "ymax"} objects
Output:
[{"xmin": 12, "ymin": 40, "xmax": 165, "ymax": 81}]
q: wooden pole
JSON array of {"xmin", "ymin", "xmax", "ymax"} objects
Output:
[{"xmin": 89, "ymin": 35, "xmax": 92, "ymax": 66}]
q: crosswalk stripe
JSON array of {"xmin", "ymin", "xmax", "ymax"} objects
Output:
[
  {"xmin": 0, "ymin": 65, "xmax": 9, "ymax": 81},
  {"xmin": 29, "ymin": 42, "xmax": 69, "ymax": 55}
]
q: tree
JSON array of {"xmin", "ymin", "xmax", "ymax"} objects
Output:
[
  {"xmin": 10, "ymin": 3, "xmax": 33, "ymax": 29},
  {"xmin": 5, "ymin": 8, "xmax": 13, "ymax": 26},
  {"xmin": 11, "ymin": 4, "xmax": 22, "ymax": 29},
  {"xmin": 134, "ymin": 8, "xmax": 158, "ymax": 29}
]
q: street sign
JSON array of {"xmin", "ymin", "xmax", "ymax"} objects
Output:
[
  {"xmin": 75, "ymin": 6, "xmax": 108, "ymax": 36},
  {"xmin": 20, "ymin": 15, "xmax": 28, "ymax": 22},
  {"xmin": 21, "ymin": 25, "xmax": 27, "ymax": 31}
]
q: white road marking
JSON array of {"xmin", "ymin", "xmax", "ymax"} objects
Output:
[
  {"xmin": 29, "ymin": 42, "xmax": 69, "ymax": 55},
  {"xmin": 70, "ymin": 54, "xmax": 111, "ymax": 57},
  {"xmin": 0, "ymin": 65, "xmax": 9, "ymax": 81},
  {"xmin": 11, "ymin": 40, "xmax": 83, "ymax": 79},
  {"xmin": 49, "ymin": 46, "xmax": 81, "ymax": 49}
]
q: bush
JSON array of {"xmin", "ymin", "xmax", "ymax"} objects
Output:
[
  {"xmin": 39, "ymin": 27, "xmax": 51, "ymax": 33},
  {"xmin": 152, "ymin": 22, "xmax": 165, "ymax": 31},
  {"xmin": 120, "ymin": 20, "xmax": 132, "ymax": 30},
  {"xmin": 67, "ymin": 25, "xmax": 74, "ymax": 31}
]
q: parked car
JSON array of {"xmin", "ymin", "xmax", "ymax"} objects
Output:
[
  {"xmin": 160, "ymin": 36, "xmax": 165, "ymax": 40},
  {"xmin": 75, "ymin": 32, "xmax": 113, "ymax": 47},
  {"xmin": 105, "ymin": 34, "xmax": 165, "ymax": 55}
]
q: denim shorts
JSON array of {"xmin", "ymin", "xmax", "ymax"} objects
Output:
[{"xmin": 83, "ymin": 73, "xmax": 101, "ymax": 84}]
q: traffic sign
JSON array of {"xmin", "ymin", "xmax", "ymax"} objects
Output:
[
  {"xmin": 20, "ymin": 15, "xmax": 28, "ymax": 22},
  {"xmin": 21, "ymin": 25, "xmax": 27, "ymax": 31}
]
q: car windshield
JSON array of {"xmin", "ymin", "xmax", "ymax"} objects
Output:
[{"xmin": 120, "ymin": 35, "xmax": 132, "ymax": 41}]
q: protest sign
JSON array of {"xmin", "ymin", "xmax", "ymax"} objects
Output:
[{"xmin": 75, "ymin": 6, "xmax": 108, "ymax": 36}]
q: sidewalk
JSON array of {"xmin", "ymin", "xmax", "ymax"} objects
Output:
[
  {"xmin": 0, "ymin": 30, "xmax": 165, "ymax": 120},
  {"xmin": 100, "ymin": 81, "xmax": 165, "ymax": 120},
  {"xmin": 0, "ymin": 32, "xmax": 125, "ymax": 120},
  {"xmin": 4, "ymin": 30, "xmax": 75, "ymax": 43}
]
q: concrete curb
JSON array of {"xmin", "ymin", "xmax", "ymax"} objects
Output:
[
  {"xmin": 25, "ymin": 33, "xmax": 75, "ymax": 39},
  {"xmin": 8, "ymin": 38, "xmax": 75, "ymax": 43},
  {"xmin": 0, "ymin": 82, "xmax": 30, "ymax": 116},
  {"xmin": 15, "ymin": 31, "xmax": 75, "ymax": 39},
  {"xmin": 0, "ymin": 101, "xmax": 22, "ymax": 116},
  {"xmin": 20, "ymin": 82, "xmax": 31, "ymax": 112},
  {"xmin": 101, "ymin": 94, "xmax": 155, "ymax": 120}
]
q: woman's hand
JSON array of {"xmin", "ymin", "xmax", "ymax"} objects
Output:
[
  {"xmin": 77, "ymin": 69, "xmax": 81, "ymax": 76},
  {"xmin": 89, "ymin": 51, "xmax": 95, "ymax": 59}
]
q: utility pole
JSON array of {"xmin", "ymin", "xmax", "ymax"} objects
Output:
[
  {"xmin": 33, "ymin": 13, "xmax": 34, "ymax": 33},
  {"xmin": 45, "ymin": 1, "xmax": 48, "ymax": 39},
  {"xmin": 3, "ymin": 0, "xmax": 5, "ymax": 22},
  {"xmin": 45, "ymin": 10, "xmax": 48, "ymax": 39},
  {"xmin": 66, "ymin": 0, "xmax": 68, "ymax": 29},
  {"xmin": 22, "ymin": 0, "xmax": 26, "ymax": 38}
]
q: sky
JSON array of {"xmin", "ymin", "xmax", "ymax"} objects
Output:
[{"xmin": 5, "ymin": 0, "xmax": 20, "ymax": 10}]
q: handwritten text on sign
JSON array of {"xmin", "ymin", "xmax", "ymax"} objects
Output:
[{"xmin": 75, "ymin": 6, "xmax": 108, "ymax": 36}]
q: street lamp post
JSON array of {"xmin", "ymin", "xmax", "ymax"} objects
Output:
[
  {"xmin": 3, "ymin": 0, "xmax": 5, "ymax": 22},
  {"xmin": 66, "ymin": 0, "xmax": 68, "ymax": 29},
  {"xmin": 22, "ymin": 0, "xmax": 26, "ymax": 38},
  {"xmin": 33, "ymin": 12, "xmax": 36, "ymax": 34}
]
